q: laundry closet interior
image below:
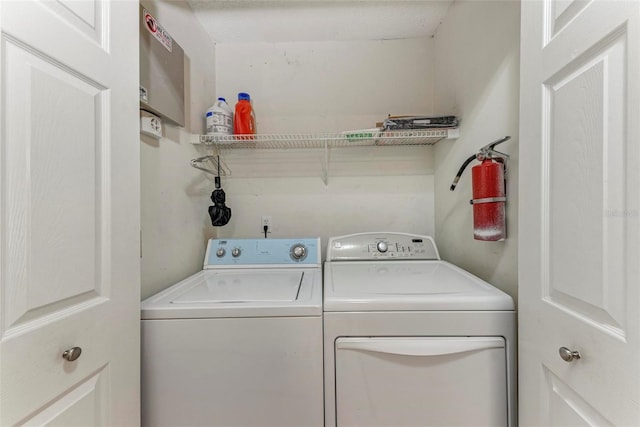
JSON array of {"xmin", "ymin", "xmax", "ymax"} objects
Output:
[
  {"xmin": 140, "ymin": 0, "xmax": 520, "ymax": 303},
  {"xmin": 6, "ymin": 0, "xmax": 640, "ymax": 425},
  {"xmin": 139, "ymin": 2, "xmax": 520, "ymax": 421}
]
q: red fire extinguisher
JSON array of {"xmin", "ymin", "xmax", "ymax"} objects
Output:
[{"xmin": 450, "ymin": 136, "xmax": 510, "ymax": 241}]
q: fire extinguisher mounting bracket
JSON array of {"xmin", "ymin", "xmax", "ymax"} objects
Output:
[{"xmin": 470, "ymin": 196, "xmax": 507, "ymax": 205}]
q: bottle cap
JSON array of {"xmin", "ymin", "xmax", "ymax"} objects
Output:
[
  {"xmin": 217, "ymin": 97, "xmax": 226, "ymax": 102},
  {"xmin": 238, "ymin": 92, "xmax": 251, "ymax": 101}
]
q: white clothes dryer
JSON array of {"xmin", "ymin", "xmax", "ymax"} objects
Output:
[
  {"xmin": 141, "ymin": 238, "xmax": 323, "ymax": 427},
  {"xmin": 323, "ymin": 232, "xmax": 516, "ymax": 427}
]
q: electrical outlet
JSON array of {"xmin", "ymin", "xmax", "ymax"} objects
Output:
[
  {"xmin": 261, "ymin": 216, "xmax": 272, "ymax": 228},
  {"xmin": 140, "ymin": 111, "xmax": 163, "ymax": 139}
]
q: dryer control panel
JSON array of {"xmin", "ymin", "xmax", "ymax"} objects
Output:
[{"xmin": 327, "ymin": 232, "xmax": 440, "ymax": 261}]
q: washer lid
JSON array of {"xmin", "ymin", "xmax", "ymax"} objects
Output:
[
  {"xmin": 323, "ymin": 260, "xmax": 514, "ymax": 311},
  {"xmin": 141, "ymin": 268, "xmax": 322, "ymax": 319},
  {"xmin": 172, "ymin": 270, "xmax": 303, "ymax": 303}
]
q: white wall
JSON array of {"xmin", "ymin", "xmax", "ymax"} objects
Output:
[
  {"xmin": 140, "ymin": 0, "xmax": 216, "ymax": 299},
  {"xmin": 212, "ymin": 38, "xmax": 437, "ymax": 254},
  {"xmin": 433, "ymin": 0, "xmax": 520, "ymax": 299},
  {"xmin": 215, "ymin": 38, "xmax": 434, "ymax": 133}
]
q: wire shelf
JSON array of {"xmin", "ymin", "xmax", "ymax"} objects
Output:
[{"xmin": 191, "ymin": 128, "xmax": 459, "ymax": 149}]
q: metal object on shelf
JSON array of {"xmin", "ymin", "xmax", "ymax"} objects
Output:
[{"xmin": 374, "ymin": 129, "xmax": 459, "ymax": 146}]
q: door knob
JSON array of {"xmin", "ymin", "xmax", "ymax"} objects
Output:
[
  {"xmin": 62, "ymin": 346, "xmax": 82, "ymax": 362},
  {"xmin": 559, "ymin": 346, "xmax": 581, "ymax": 362}
]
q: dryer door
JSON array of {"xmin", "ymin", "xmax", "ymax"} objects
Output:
[{"xmin": 334, "ymin": 337, "xmax": 508, "ymax": 427}]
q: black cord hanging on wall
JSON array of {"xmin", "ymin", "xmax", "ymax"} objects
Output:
[{"xmin": 208, "ymin": 155, "xmax": 231, "ymax": 227}]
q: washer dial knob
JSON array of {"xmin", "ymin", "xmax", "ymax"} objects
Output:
[
  {"xmin": 377, "ymin": 241, "xmax": 388, "ymax": 253},
  {"xmin": 290, "ymin": 244, "xmax": 307, "ymax": 261},
  {"xmin": 232, "ymin": 248, "xmax": 241, "ymax": 257},
  {"xmin": 216, "ymin": 248, "xmax": 226, "ymax": 258}
]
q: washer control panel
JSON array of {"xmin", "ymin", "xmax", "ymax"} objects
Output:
[
  {"xmin": 327, "ymin": 232, "xmax": 440, "ymax": 261},
  {"xmin": 204, "ymin": 238, "xmax": 320, "ymax": 267}
]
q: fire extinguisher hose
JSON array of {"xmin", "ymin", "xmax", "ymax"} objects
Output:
[{"xmin": 450, "ymin": 153, "xmax": 478, "ymax": 191}]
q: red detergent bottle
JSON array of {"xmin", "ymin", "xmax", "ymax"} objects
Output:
[{"xmin": 233, "ymin": 92, "xmax": 255, "ymax": 136}]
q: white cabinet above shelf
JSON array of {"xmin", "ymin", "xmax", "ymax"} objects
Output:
[{"xmin": 190, "ymin": 128, "xmax": 459, "ymax": 148}]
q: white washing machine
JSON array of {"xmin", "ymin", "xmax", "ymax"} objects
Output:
[
  {"xmin": 141, "ymin": 238, "xmax": 323, "ymax": 427},
  {"xmin": 323, "ymin": 232, "xmax": 516, "ymax": 427}
]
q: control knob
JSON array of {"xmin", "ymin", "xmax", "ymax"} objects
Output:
[
  {"xmin": 216, "ymin": 248, "xmax": 226, "ymax": 258},
  {"xmin": 377, "ymin": 241, "xmax": 388, "ymax": 253},
  {"xmin": 232, "ymin": 248, "xmax": 241, "ymax": 257},
  {"xmin": 290, "ymin": 244, "xmax": 307, "ymax": 261}
]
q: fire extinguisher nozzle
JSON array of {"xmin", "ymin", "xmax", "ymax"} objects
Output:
[{"xmin": 450, "ymin": 177, "xmax": 460, "ymax": 191}]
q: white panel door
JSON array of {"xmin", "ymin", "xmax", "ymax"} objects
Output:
[
  {"xmin": 0, "ymin": 0, "xmax": 140, "ymax": 425},
  {"xmin": 519, "ymin": 0, "xmax": 640, "ymax": 425}
]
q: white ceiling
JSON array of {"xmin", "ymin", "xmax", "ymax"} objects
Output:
[{"xmin": 187, "ymin": 0, "xmax": 454, "ymax": 43}]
